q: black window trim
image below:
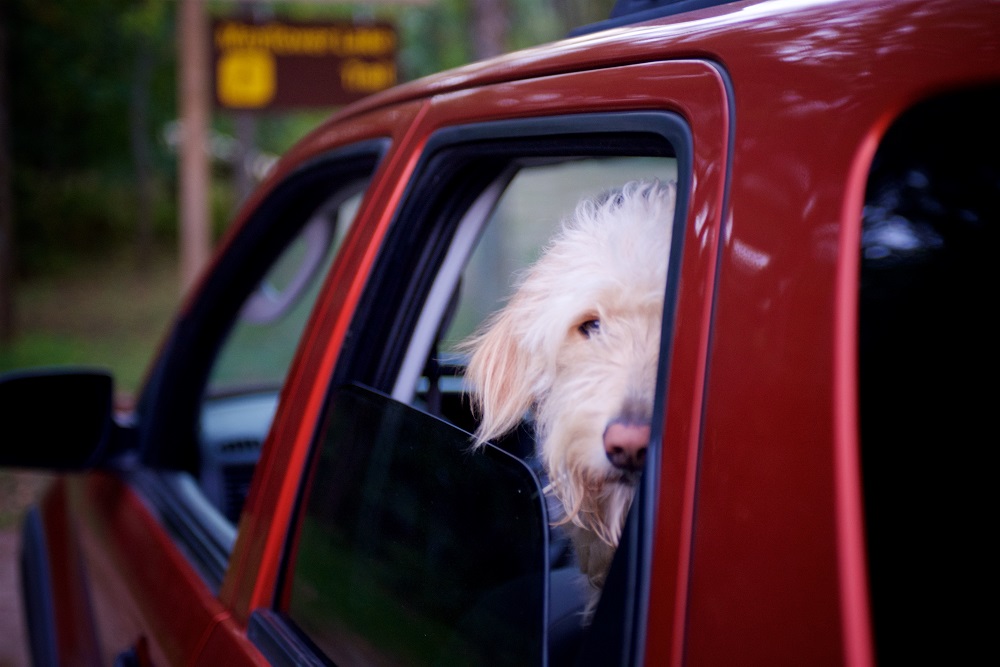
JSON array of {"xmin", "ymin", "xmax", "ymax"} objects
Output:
[
  {"xmin": 136, "ymin": 139, "xmax": 390, "ymax": 473},
  {"xmin": 126, "ymin": 139, "xmax": 390, "ymax": 591},
  {"xmin": 249, "ymin": 608, "xmax": 333, "ymax": 667},
  {"xmin": 123, "ymin": 468, "xmax": 236, "ymax": 591},
  {"xmin": 338, "ymin": 112, "xmax": 692, "ymax": 395}
]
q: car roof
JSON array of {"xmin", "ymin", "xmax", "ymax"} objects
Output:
[
  {"xmin": 324, "ymin": 0, "xmax": 758, "ymax": 122},
  {"xmin": 576, "ymin": 0, "xmax": 744, "ymax": 36},
  {"xmin": 306, "ymin": 0, "xmax": 974, "ymax": 130},
  {"xmin": 237, "ymin": 0, "xmax": 999, "ymax": 215}
]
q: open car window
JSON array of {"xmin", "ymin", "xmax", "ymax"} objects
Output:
[
  {"xmin": 271, "ymin": 113, "xmax": 691, "ymax": 665},
  {"xmin": 399, "ymin": 156, "xmax": 678, "ymax": 433}
]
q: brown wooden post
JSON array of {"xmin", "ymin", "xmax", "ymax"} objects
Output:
[
  {"xmin": 177, "ymin": 0, "xmax": 212, "ymax": 295},
  {"xmin": 472, "ymin": 0, "xmax": 508, "ymax": 61}
]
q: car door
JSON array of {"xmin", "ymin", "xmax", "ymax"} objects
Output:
[
  {"xmin": 200, "ymin": 59, "xmax": 730, "ymax": 666},
  {"xmin": 18, "ymin": 101, "xmax": 425, "ymax": 666}
]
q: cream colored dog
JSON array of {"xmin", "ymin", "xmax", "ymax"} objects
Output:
[{"xmin": 463, "ymin": 179, "xmax": 675, "ymax": 607}]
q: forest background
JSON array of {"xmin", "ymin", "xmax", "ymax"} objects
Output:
[{"xmin": 0, "ymin": 0, "xmax": 615, "ymax": 394}]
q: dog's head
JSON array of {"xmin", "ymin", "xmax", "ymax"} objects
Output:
[{"xmin": 463, "ymin": 179, "xmax": 675, "ymax": 546}]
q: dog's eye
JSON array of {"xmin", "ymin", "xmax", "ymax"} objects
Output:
[{"xmin": 578, "ymin": 319, "xmax": 601, "ymax": 338}]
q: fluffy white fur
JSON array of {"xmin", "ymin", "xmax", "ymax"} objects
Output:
[{"xmin": 463, "ymin": 179, "xmax": 675, "ymax": 605}]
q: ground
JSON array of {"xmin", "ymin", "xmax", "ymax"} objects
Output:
[
  {"xmin": 1, "ymin": 530, "xmax": 29, "ymax": 667},
  {"xmin": 0, "ymin": 472, "xmax": 50, "ymax": 667}
]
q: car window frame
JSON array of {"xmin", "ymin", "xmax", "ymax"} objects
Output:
[
  {"xmin": 261, "ymin": 111, "xmax": 692, "ymax": 665},
  {"xmin": 337, "ymin": 112, "xmax": 691, "ymax": 394},
  {"xmin": 127, "ymin": 139, "xmax": 389, "ymax": 589}
]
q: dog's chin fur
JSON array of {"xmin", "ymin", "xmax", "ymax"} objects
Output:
[{"xmin": 462, "ymin": 179, "xmax": 675, "ymax": 614}]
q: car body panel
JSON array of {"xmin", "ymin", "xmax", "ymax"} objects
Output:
[
  {"xmin": 219, "ymin": 99, "xmax": 431, "ymax": 623},
  {"xmin": 223, "ymin": 56, "xmax": 731, "ymax": 630},
  {"xmin": 33, "ymin": 485, "xmax": 101, "ymax": 666},
  {"xmin": 684, "ymin": 3, "xmax": 1000, "ymax": 666},
  {"xmin": 32, "ymin": 474, "xmax": 231, "ymax": 665}
]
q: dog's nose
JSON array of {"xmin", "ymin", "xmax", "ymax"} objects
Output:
[{"xmin": 603, "ymin": 420, "xmax": 650, "ymax": 472}]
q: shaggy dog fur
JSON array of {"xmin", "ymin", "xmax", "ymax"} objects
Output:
[{"xmin": 463, "ymin": 179, "xmax": 675, "ymax": 608}]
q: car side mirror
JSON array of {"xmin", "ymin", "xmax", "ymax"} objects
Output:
[{"xmin": 0, "ymin": 368, "xmax": 118, "ymax": 469}]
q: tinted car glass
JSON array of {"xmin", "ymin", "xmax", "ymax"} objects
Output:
[
  {"xmin": 288, "ymin": 384, "xmax": 550, "ymax": 667},
  {"xmin": 859, "ymin": 86, "xmax": 998, "ymax": 662}
]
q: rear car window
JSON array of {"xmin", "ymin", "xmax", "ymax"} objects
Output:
[{"xmin": 859, "ymin": 86, "xmax": 998, "ymax": 663}]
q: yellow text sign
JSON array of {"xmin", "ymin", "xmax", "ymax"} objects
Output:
[{"xmin": 212, "ymin": 19, "xmax": 398, "ymax": 110}]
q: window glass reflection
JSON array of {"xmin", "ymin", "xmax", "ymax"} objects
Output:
[{"xmin": 289, "ymin": 385, "xmax": 549, "ymax": 667}]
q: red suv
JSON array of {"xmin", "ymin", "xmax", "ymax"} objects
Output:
[{"xmin": 3, "ymin": 0, "xmax": 997, "ymax": 664}]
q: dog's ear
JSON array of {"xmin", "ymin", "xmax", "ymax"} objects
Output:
[{"xmin": 463, "ymin": 308, "xmax": 536, "ymax": 447}]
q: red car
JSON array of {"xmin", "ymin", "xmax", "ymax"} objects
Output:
[{"xmin": 3, "ymin": 0, "xmax": 997, "ymax": 664}]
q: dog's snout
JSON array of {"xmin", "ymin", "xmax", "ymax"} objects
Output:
[{"xmin": 603, "ymin": 420, "xmax": 650, "ymax": 472}]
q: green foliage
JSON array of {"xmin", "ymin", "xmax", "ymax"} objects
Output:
[
  {"xmin": 7, "ymin": 0, "xmax": 177, "ymax": 275},
  {"xmin": 397, "ymin": 0, "xmax": 473, "ymax": 79},
  {"xmin": 7, "ymin": 0, "xmax": 175, "ymax": 172},
  {"xmin": 13, "ymin": 167, "xmax": 178, "ymax": 275},
  {"xmin": 1, "ymin": 0, "xmax": 622, "ymax": 387},
  {"xmin": 5, "ymin": 0, "xmax": 618, "ymax": 278}
]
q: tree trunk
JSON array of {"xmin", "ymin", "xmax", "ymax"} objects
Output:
[
  {"xmin": 177, "ymin": 0, "xmax": 212, "ymax": 295},
  {"xmin": 130, "ymin": 40, "xmax": 155, "ymax": 277},
  {"xmin": 472, "ymin": 0, "xmax": 508, "ymax": 61},
  {"xmin": 0, "ymin": 7, "xmax": 15, "ymax": 344}
]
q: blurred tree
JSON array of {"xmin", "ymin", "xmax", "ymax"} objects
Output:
[
  {"xmin": 549, "ymin": 0, "xmax": 617, "ymax": 32},
  {"xmin": 6, "ymin": 0, "xmax": 176, "ymax": 276},
  {"xmin": 472, "ymin": 0, "xmax": 508, "ymax": 60},
  {"xmin": 3, "ymin": 0, "xmax": 616, "ymax": 284},
  {"xmin": 123, "ymin": 0, "xmax": 174, "ymax": 274}
]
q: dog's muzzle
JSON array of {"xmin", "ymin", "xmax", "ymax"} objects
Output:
[{"xmin": 603, "ymin": 419, "xmax": 649, "ymax": 479}]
